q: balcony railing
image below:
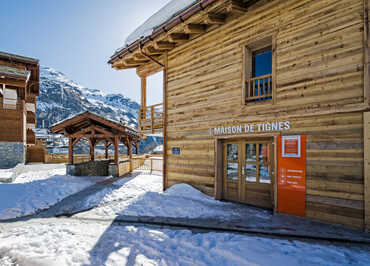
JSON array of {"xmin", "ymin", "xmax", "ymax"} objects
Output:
[
  {"xmin": 246, "ymin": 74, "xmax": 273, "ymax": 103},
  {"xmin": 139, "ymin": 103, "xmax": 163, "ymax": 134}
]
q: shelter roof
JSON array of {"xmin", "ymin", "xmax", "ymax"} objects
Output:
[{"xmin": 49, "ymin": 111, "xmax": 139, "ymax": 140}]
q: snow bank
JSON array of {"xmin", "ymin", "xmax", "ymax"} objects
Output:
[
  {"xmin": 79, "ymin": 173, "xmax": 240, "ymax": 220},
  {"xmin": 0, "ymin": 165, "xmax": 109, "ymax": 220}
]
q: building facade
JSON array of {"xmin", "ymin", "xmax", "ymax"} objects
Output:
[
  {"xmin": 109, "ymin": 0, "xmax": 370, "ymax": 231},
  {"xmin": 0, "ymin": 52, "xmax": 39, "ymax": 168}
]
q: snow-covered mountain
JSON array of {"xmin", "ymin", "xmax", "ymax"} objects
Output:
[
  {"xmin": 36, "ymin": 66, "xmax": 161, "ymax": 154},
  {"xmin": 37, "ymin": 66, "xmax": 139, "ymax": 129}
]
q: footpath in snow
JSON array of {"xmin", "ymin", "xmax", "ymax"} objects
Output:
[{"xmin": 0, "ymin": 164, "xmax": 111, "ymax": 220}]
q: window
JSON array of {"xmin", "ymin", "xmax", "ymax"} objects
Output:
[
  {"xmin": 243, "ymin": 36, "xmax": 275, "ymax": 104},
  {"xmin": 244, "ymin": 142, "xmax": 272, "ymax": 184}
]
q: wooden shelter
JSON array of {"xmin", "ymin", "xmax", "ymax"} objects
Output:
[
  {"xmin": 0, "ymin": 51, "xmax": 39, "ymax": 169},
  {"xmin": 49, "ymin": 112, "xmax": 140, "ymax": 171},
  {"xmin": 109, "ymin": 0, "xmax": 370, "ymax": 231}
]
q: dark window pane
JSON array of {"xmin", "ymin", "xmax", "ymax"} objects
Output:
[
  {"xmin": 246, "ymin": 144, "xmax": 256, "ymax": 162},
  {"xmin": 252, "ymin": 47, "xmax": 272, "ymax": 78},
  {"xmin": 227, "ymin": 144, "xmax": 238, "ymax": 161},
  {"xmin": 227, "ymin": 163, "xmax": 239, "ymax": 181},
  {"xmin": 246, "ymin": 164, "xmax": 257, "ymax": 182}
]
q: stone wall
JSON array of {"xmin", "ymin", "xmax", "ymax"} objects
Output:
[
  {"xmin": 0, "ymin": 142, "xmax": 25, "ymax": 169},
  {"xmin": 67, "ymin": 160, "xmax": 111, "ymax": 177}
]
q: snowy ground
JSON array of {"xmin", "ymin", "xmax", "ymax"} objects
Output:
[
  {"xmin": 0, "ymin": 164, "xmax": 110, "ymax": 220},
  {"xmin": 1, "ymin": 170, "xmax": 370, "ymax": 265},
  {"xmin": 0, "ymin": 218, "xmax": 369, "ymax": 266},
  {"xmin": 74, "ymin": 171, "xmax": 248, "ymax": 220}
]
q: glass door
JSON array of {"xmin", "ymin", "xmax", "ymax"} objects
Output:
[
  {"xmin": 242, "ymin": 141, "xmax": 274, "ymax": 209},
  {"xmin": 223, "ymin": 142, "xmax": 242, "ymax": 202}
]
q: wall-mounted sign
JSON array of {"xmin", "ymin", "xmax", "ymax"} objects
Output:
[
  {"xmin": 172, "ymin": 147, "xmax": 181, "ymax": 155},
  {"xmin": 282, "ymin": 135, "xmax": 301, "ymax": 158},
  {"xmin": 210, "ymin": 121, "xmax": 291, "ymax": 136},
  {"xmin": 277, "ymin": 135, "xmax": 306, "ymax": 217}
]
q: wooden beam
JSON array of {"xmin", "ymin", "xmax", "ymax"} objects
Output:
[
  {"xmin": 72, "ymin": 136, "xmax": 81, "ymax": 147},
  {"xmin": 205, "ymin": 13, "xmax": 226, "ymax": 25},
  {"xmin": 168, "ymin": 33, "xmax": 189, "ymax": 42},
  {"xmin": 93, "ymin": 125, "xmax": 115, "ymax": 137},
  {"xmin": 133, "ymin": 52, "xmax": 147, "ymax": 60},
  {"xmin": 184, "ymin": 24, "xmax": 206, "ymax": 34},
  {"xmin": 154, "ymin": 41, "xmax": 176, "ymax": 50},
  {"xmin": 144, "ymin": 46, "xmax": 163, "ymax": 56},
  {"xmin": 0, "ymin": 78, "xmax": 26, "ymax": 88},
  {"xmin": 226, "ymin": 0, "xmax": 247, "ymax": 15},
  {"xmin": 114, "ymin": 63, "xmax": 139, "ymax": 70},
  {"xmin": 68, "ymin": 137, "xmax": 74, "ymax": 164},
  {"xmin": 124, "ymin": 58, "xmax": 148, "ymax": 65}
]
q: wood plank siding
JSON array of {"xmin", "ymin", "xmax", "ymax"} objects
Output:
[
  {"xmin": 163, "ymin": 0, "xmax": 368, "ymax": 228},
  {"xmin": 0, "ymin": 96, "xmax": 25, "ymax": 142}
]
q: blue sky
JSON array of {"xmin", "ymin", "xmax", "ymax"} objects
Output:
[{"xmin": 0, "ymin": 0, "xmax": 170, "ymax": 105}]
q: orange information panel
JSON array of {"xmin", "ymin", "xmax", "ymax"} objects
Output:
[{"xmin": 277, "ymin": 135, "xmax": 306, "ymax": 217}]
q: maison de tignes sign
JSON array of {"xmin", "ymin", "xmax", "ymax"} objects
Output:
[{"xmin": 209, "ymin": 121, "xmax": 291, "ymax": 136}]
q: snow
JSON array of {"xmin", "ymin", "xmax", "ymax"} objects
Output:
[
  {"xmin": 122, "ymin": 0, "xmax": 200, "ymax": 47},
  {"xmin": 0, "ymin": 164, "xmax": 110, "ymax": 220},
  {"xmin": 0, "ymin": 219, "xmax": 369, "ymax": 266},
  {"xmin": 0, "ymin": 170, "xmax": 370, "ymax": 265},
  {"xmin": 76, "ymin": 172, "xmax": 247, "ymax": 220},
  {"xmin": 0, "ymin": 170, "xmax": 13, "ymax": 179}
]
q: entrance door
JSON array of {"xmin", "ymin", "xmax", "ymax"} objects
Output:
[{"xmin": 223, "ymin": 139, "xmax": 274, "ymax": 209}]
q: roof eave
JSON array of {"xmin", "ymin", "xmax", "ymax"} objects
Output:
[{"xmin": 108, "ymin": 0, "xmax": 220, "ymax": 66}]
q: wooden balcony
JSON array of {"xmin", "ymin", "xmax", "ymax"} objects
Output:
[
  {"xmin": 139, "ymin": 103, "xmax": 163, "ymax": 135},
  {"xmin": 246, "ymin": 74, "xmax": 273, "ymax": 103}
]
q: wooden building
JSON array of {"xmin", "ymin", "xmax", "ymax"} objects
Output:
[
  {"xmin": 109, "ymin": 0, "xmax": 370, "ymax": 231},
  {"xmin": 0, "ymin": 51, "xmax": 39, "ymax": 169}
]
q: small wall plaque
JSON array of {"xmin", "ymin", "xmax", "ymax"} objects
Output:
[{"xmin": 172, "ymin": 147, "xmax": 181, "ymax": 155}]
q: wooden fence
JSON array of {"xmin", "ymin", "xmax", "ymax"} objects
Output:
[
  {"xmin": 118, "ymin": 156, "xmax": 163, "ymax": 176},
  {"xmin": 44, "ymin": 153, "xmax": 129, "ymax": 164}
]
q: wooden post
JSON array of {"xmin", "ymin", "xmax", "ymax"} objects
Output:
[
  {"xmin": 89, "ymin": 138, "xmax": 96, "ymax": 161},
  {"xmin": 162, "ymin": 52, "xmax": 168, "ymax": 191},
  {"xmin": 68, "ymin": 137, "xmax": 74, "ymax": 164},
  {"xmin": 141, "ymin": 76, "xmax": 147, "ymax": 109},
  {"xmin": 151, "ymin": 106, "xmax": 154, "ymax": 134},
  {"xmin": 127, "ymin": 137, "xmax": 133, "ymax": 172},
  {"xmin": 365, "ymin": 112, "xmax": 370, "ymax": 231},
  {"xmin": 140, "ymin": 76, "xmax": 147, "ymax": 131},
  {"xmin": 114, "ymin": 135, "xmax": 119, "ymax": 165},
  {"xmin": 135, "ymin": 142, "xmax": 139, "ymax": 155},
  {"xmin": 105, "ymin": 140, "xmax": 109, "ymax": 159},
  {"xmin": 150, "ymin": 158, "xmax": 153, "ymax": 174}
]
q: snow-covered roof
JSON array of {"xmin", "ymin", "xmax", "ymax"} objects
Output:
[{"xmin": 121, "ymin": 0, "xmax": 201, "ymax": 48}]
